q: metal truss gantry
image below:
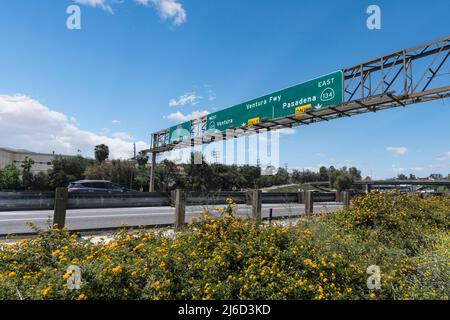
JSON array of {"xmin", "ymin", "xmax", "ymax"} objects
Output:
[{"xmin": 147, "ymin": 36, "xmax": 450, "ymax": 191}]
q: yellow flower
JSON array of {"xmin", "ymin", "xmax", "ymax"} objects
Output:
[
  {"xmin": 112, "ymin": 266, "xmax": 122, "ymax": 274},
  {"xmin": 52, "ymin": 249, "xmax": 61, "ymax": 256},
  {"xmin": 41, "ymin": 288, "xmax": 51, "ymax": 297},
  {"xmin": 369, "ymin": 293, "xmax": 376, "ymax": 299},
  {"xmin": 78, "ymin": 293, "xmax": 86, "ymax": 300},
  {"xmin": 63, "ymin": 273, "xmax": 70, "ymax": 280},
  {"xmin": 131, "ymin": 271, "xmax": 138, "ymax": 277},
  {"xmin": 226, "ymin": 198, "xmax": 236, "ymax": 205},
  {"xmin": 159, "ymin": 262, "xmax": 166, "ymax": 269},
  {"xmin": 151, "ymin": 281, "xmax": 161, "ymax": 291},
  {"xmin": 8, "ymin": 272, "xmax": 16, "ymax": 278}
]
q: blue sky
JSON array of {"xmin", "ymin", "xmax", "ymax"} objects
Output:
[{"xmin": 0, "ymin": 0, "xmax": 449, "ymax": 179}]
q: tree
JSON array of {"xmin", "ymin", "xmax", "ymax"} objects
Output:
[
  {"xmin": 136, "ymin": 151, "xmax": 149, "ymax": 167},
  {"xmin": 49, "ymin": 156, "xmax": 92, "ymax": 188},
  {"xmin": 334, "ymin": 173, "xmax": 354, "ymax": 191},
  {"xmin": 430, "ymin": 173, "xmax": 443, "ymax": 180},
  {"xmin": 21, "ymin": 156, "xmax": 34, "ymax": 173},
  {"xmin": 109, "ymin": 160, "xmax": 135, "ymax": 188},
  {"xmin": 0, "ymin": 164, "xmax": 21, "ymax": 190},
  {"xmin": 84, "ymin": 160, "xmax": 148, "ymax": 190},
  {"xmin": 84, "ymin": 162, "xmax": 111, "ymax": 181},
  {"xmin": 183, "ymin": 152, "xmax": 216, "ymax": 191},
  {"xmin": 21, "ymin": 156, "xmax": 35, "ymax": 190},
  {"xmin": 238, "ymin": 165, "xmax": 261, "ymax": 189},
  {"xmin": 291, "ymin": 169, "xmax": 302, "ymax": 183},
  {"xmin": 319, "ymin": 166, "xmax": 329, "ymax": 181},
  {"xmin": 272, "ymin": 167, "xmax": 290, "ymax": 186},
  {"xmin": 397, "ymin": 174, "xmax": 408, "ymax": 180},
  {"xmin": 30, "ymin": 172, "xmax": 51, "ymax": 191},
  {"xmin": 133, "ymin": 166, "xmax": 149, "ymax": 191},
  {"xmin": 348, "ymin": 167, "xmax": 362, "ymax": 181},
  {"xmin": 155, "ymin": 159, "xmax": 180, "ymax": 191},
  {"xmin": 95, "ymin": 144, "xmax": 109, "ymax": 163}
]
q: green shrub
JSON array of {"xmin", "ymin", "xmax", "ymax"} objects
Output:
[{"xmin": 0, "ymin": 193, "xmax": 448, "ymax": 300}]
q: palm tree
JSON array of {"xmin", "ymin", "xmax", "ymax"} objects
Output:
[
  {"xmin": 94, "ymin": 144, "xmax": 109, "ymax": 163},
  {"xmin": 21, "ymin": 156, "xmax": 35, "ymax": 173}
]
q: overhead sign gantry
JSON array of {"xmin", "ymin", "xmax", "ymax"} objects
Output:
[{"xmin": 146, "ymin": 35, "xmax": 450, "ymax": 191}]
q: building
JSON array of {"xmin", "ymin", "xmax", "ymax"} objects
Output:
[{"xmin": 0, "ymin": 147, "xmax": 75, "ymax": 174}]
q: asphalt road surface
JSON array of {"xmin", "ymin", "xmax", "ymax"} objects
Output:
[{"xmin": 0, "ymin": 203, "xmax": 343, "ymax": 235}]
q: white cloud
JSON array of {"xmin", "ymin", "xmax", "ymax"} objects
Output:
[
  {"xmin": 0, "ymin": 94, "xmax": 148, "ymax": 159},
  {"xmin": 386, "ymin": 146, "xmax": 408, "ymax": 156},
  {"xmin": 410, "ymin": 167, "xmax": 425, "ymax": 171},
  {"xmin": 167, "ymin": 110, "xmax": 209, "ymax": 122},
  {"xmin": 74, "ymin": 0, "xmax": 187, "ymax": 25},
  {"xmin": 111, "ymin": 132, "xmax": 133, "ymax": 141},
  {"xmin": 112, "ymin": 120, "xmax": 121, "ymax": 124},
  {"xmin": 135, "ymin": 0, "xmax": 186, "ymax": 25},
  {"xmin": 75, "ymin": 0, "xmax": 114, "ymax": 13},
  {"xmin": 169, "ymin": 92, "xmax": 202, "ymax": 107},
  {"xmin": 436, "ymin": 151, "xmax": 450, "ymax": 161}
]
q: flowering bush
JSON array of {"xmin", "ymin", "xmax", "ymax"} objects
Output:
[{"xmin": 0, "ymin": 193, "xmax": 448, "ymax": 300}]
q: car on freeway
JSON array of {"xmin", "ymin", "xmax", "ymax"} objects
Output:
[{"xmin": 67, "ymin": 180, "xmax": 136, "ymax": 193}]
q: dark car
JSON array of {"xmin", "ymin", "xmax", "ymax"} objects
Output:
[{"xmin": 67, "ymin": 180, "xmax": 134, "ymax": 193}]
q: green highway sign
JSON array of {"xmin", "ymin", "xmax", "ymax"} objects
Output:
[
  {"xmin": 205, "ymin": 71, "xmax": 343, "ymax": 132},
  {"xmin": 167, "ymin": 71, "xmax": 343, "ymax": 143},
  {"xmin": 169, "ymin": 121, "xmax": 191, "ymax": 143}
]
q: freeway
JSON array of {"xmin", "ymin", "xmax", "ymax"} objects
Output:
[{"xmin": 0, "ymin": 203, "xmax": 343, "ymax": 235}]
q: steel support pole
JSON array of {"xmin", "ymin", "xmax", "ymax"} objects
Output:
[
  {"xmin": 53, "ymin": 188, "xmax": 68, "ymax": 229},
  {"xmin": 174, "ymin": 189, "xmax": 186, "ymax": 230},
  {"xmin": 149, "ymin": 151, "xmax": 156, "ymax": 192}
]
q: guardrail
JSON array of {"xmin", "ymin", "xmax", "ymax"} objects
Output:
[
  {"xmin": 0, "ymin": 191, "xmax": 172, "ymax": 211},
  {"xmin": 0, "ymin": 189, "xmax": 350, "ymax": 234},
  {"xmin": 0, "ymin": 190, "xmax": 340, "ymax": 211},
  {"xmin": 0, "ymin": 191, "xmax": 55, "ymax": 211}
]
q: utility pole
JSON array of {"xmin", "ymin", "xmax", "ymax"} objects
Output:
[
  {"xmin": 133, "ymin": 143, "xmax": 136, "ymax": 160},
  {"xmin": 212, "ymin": 149, "xmax": 219, "ymax": 163},
  {"xmin": 149, "ymin": 133, "xmax": 157, "ymax": 192}
]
